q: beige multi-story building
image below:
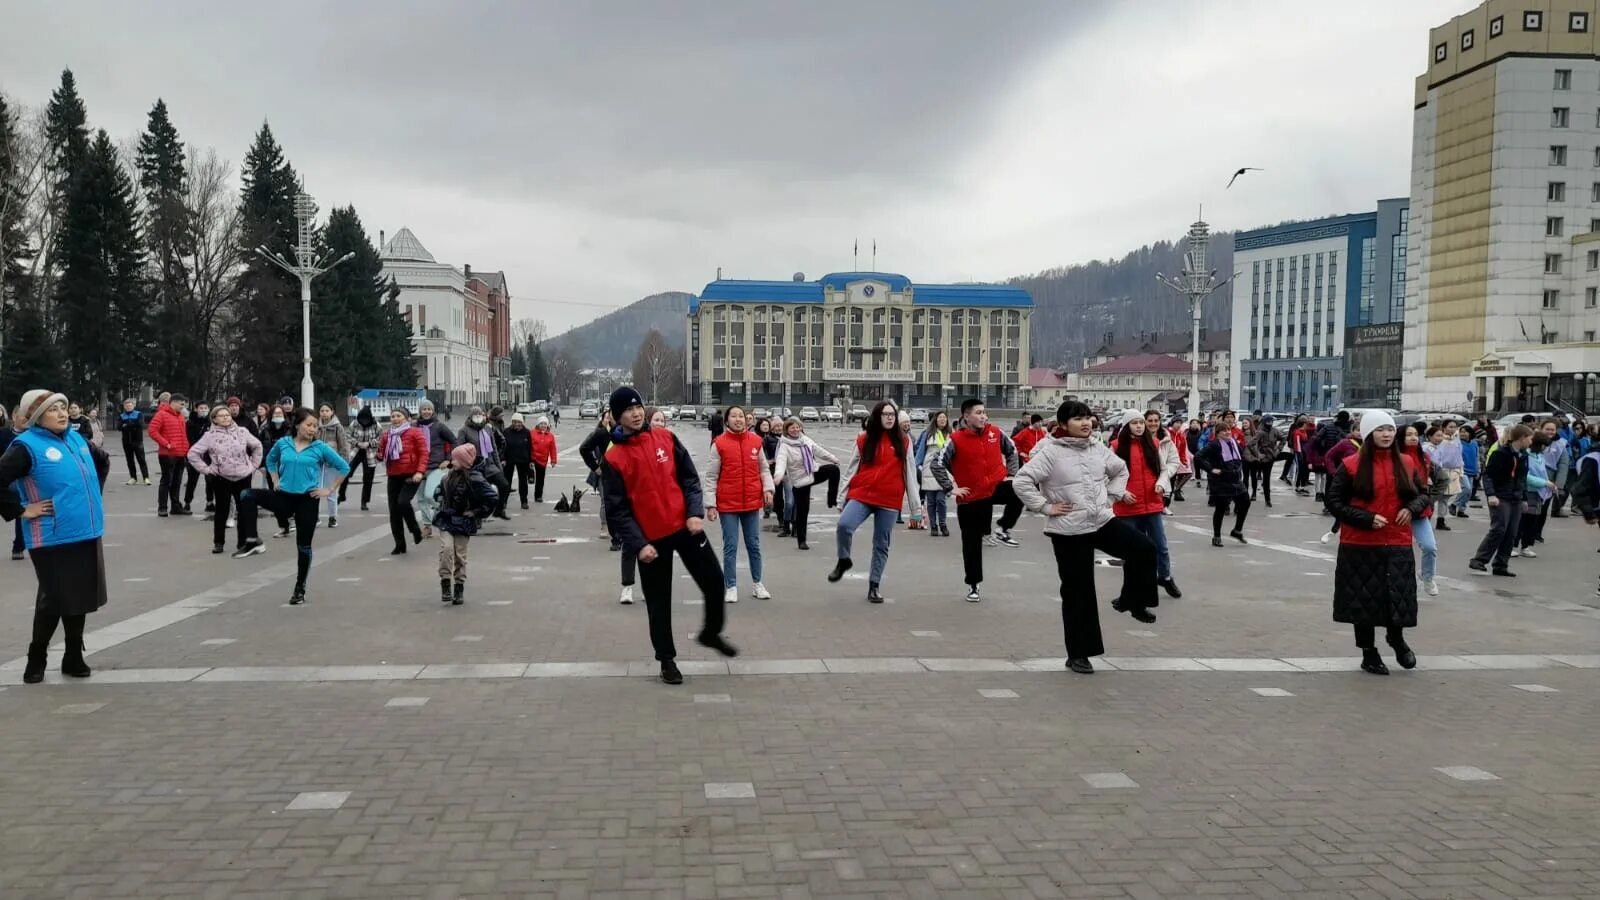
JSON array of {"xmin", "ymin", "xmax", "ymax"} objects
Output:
[
  {"xmin": 687, "ymin": 272, "xmax": 1034, "ymax": 409},
  {"xmin": 1407, "ymin": 0, "xmax": 1600, "ymax": 414}
]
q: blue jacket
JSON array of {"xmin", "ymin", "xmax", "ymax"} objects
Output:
[
  {"xmin": 1461, "ymin": 440, "xmax": 1479, "ymax": 476},
  {"xmin": 10, "ymin": 427, "xmax": 106, "ymax": 549},
  {"xmin": 264, "ymin": 437, "xmax": 350, "ymax": 494}
]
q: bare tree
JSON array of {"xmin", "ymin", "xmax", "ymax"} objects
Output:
[
  {"xmin": 185, "ymin": 146, "xmax": 244, "ymax": 398},
  {"xmin": 632, "ymin": 329, "xmax": 676, "ymax": 403},
  {"xmin": 545, "ymin": 344, "xmax": 583, "ymax": 405},
  {"xmin": 513, "ymin": 317, "xmax": 546, "ymax": 348},
  {"xmin": 9, "ymin": 107, "xmax": 58, "ymax": 312}
]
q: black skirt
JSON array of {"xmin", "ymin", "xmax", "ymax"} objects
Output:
[{"xmin": 29, "ymin": 538, "xmax": 109, "ymax": 617}]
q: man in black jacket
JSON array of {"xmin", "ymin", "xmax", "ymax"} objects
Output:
[
  {"xmin": 502, "ymin": 413, "xmax": 534, "ymax": 510},
  {"xmin": 580, "ymin": 409, "xmax": 618, "ymax": 546},
  {"xmin": 1469, "ymin": 424, "xmax": 1533, "ymax": 577},
  {"xmin": 183, "ymin": 400, "xmax": 215, "ymax": 514}
]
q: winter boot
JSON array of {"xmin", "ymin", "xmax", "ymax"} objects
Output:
[
  {"xmin": 440, "ymin": 578, "xmax": 452, "ymax": 603},
  {"xmin": 22, "ymin": 643, "xmax": 46, "ymax": 684},
  {"xmin": 61, "ymin": 639, "xmax": 91, "ymax": 679},
  {"xmin": 452, "ymin": 581, "xmax": 465, "ymax": 606}
]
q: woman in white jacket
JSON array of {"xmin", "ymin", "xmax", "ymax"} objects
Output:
[
  {"xmin": 1013, "ymin": 401, "xmax": 1160, "ymax": 674},
  {"xmin": 772, "ymin": 418, "xmax": 840, "ymax": 550}
]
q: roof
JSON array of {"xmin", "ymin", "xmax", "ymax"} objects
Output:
[
  {"xmin": 381, "ymin": 228, "xmax": 434, "ymax": 263},
  {"xmin": 1080, "ymin": 354, "xmax": 1211, "ymax": 375},
  {"xmin": 1093, "ymin": 329, "xmax": 1232, "ymax": 358},
  {"xmin": 691, "ymin": 272, "xmax": 1033, "ymax": 312},
  {"xmin": 475, "ymin": 270, "xmax": 508, "ymax": 295},
  {"xmin": 1029, "ymin": 367, "xmax": 1070, "ymax": 387}
]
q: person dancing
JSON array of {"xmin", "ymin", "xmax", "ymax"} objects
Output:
[{"xmin": 828, "ymin": 400, "xmax": 922, "ymax": 604}]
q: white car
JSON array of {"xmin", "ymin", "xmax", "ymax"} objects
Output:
[
  {"xmin": 820, "ymin": 407, "xmax": 844, "ymax": 423},
  {"xmin": 515, "ymin": 402, "xmax": 536, "ymax": 415},
  {"xmin": 799, "ymin": 406, "xmax": 820, "ymax": 422}
]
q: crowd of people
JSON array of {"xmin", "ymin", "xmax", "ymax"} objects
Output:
[{"xmin": 2, "ymin": 380, "xmax": 1596, "ymax": 687}]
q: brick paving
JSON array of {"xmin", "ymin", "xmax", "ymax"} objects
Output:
[{"xmin": 0, "ymin": 425, "xmax": 1596, "ymax": 897}]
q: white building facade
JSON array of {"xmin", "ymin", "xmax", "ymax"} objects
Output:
[
  {"xmin": 1406, "ymin": 1, "xmax": 1600, "ymax": 414},
  {"xmin": 378, "ymin": 228, "xmax": 493, "ymax": 408}
]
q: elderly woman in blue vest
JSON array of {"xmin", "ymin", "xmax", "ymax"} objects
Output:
[{"xmin": 0, "ymin": 390, "xmax": 112, "ymax": 684}]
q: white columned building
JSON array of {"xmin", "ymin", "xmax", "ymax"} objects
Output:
[{"xmin": 379, "ymin": 228, "xmax": 492, "ymax": 409}]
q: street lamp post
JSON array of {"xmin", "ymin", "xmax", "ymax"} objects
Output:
[
  {"xmin": 1156, "ymin": 218, "xmax": 1231, "ymax": 420},
  {"xmin": 256, "ymin": 193, "xmax": 354, "ymax": 410}
]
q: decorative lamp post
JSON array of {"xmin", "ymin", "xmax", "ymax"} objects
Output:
[{"xmin": 256, "ymin": 193, "xmax": 354, "ymax": 409}]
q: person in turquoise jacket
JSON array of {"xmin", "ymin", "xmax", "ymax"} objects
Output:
[
  {"xmin": 0, "ymin": 390, "xmax": 111, "ymax": 684},
  {"xmin": 248, "ymin": 407, "xmax": 350, "ymax": 605},
  {"xmin": 1513, "ymin": 433, "xmax": 1554, "ymax": 557}
]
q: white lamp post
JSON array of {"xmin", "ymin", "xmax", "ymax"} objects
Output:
[
  {"xmin": 256, "ymin": 193, "xmax": 353, "ymax": 409},
  {"xmin": 1156, "ymin": 218, "xmax": 1231, "ymax": 420}
]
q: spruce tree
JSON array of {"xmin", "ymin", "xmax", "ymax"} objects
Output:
[
  {"xmin": 376, "ymin": 277, "xmax": 417, "ymax": 388},
  {"xmin": 137, "ymin": 98, "xmax": 198, "ymax": 396},
  {"xmin": 0, "ymin": 303, "xmax": 61, "ymax": 400},
  {"xmin": 43, "ymin": 69, "xmax": 89, "ymax": 203},
  {"xmin": 54, "ymin": 131, "xmax": 147, "ymax": 405},
  {"xmin": 526, "ymin": 340, "xmax": 550, "ymax": 400},
  {"xmin": 232, "ymin": 122, "xmax": 301, "ymax": 401},
  {"xmin": 0, "ymin": 94, "xmax": 31, "ymax": 302},
  {"xmin": 509, "ymin": 342, "xmax": 526, "ymax": 377},
  {"xmin": 311, "ymin": 205, "xmax": 381, "ymax": 402}
]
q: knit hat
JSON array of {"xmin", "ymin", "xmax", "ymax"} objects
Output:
[
  {"xmin": 18, "ymin": 389, "xmax": 67, "ymax": 430},
  {"xmin": 536, "ymin": 415, "xmax": 550, "ymax": 428},
  {"xmin": 225, "ymin": 396, "xmax": 241, "ymax": 408},
  {"xmin": 609, "ymin": 386, "xmax": 644, "ymax": 421},
  {"xmin": 450, "ymin": 444, "xmax": 478, "ymax": 468},
  {"xmin": 511, "ymin": 413, "xmax": 524, "ymax": 424},
  {"xmin": 1358, "ymin": 410, "xmax": 1395, "ymax": 441}
]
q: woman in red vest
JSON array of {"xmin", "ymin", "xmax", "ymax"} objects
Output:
[
  {"xmin": 828, "ymin": 400, "xmax": 922, "ymax": 604},
  {"xmin": 1324, "ymin": 411, "xmax": 1429, "ymax": 675},
  {"xmin": 1112, "ymin": 417, "xmax": 1181, "ymax": 598},
  {"xmin": 704, "ymin": 405, "xmax": 774, "ymax": 604}
]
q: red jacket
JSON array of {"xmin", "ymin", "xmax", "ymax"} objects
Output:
[
  {"xmin": 604, "ymin": 427, "xmax": 691, "ymax": 544},
  {"xmin": 1111, "ymin": 438, "xmax": 1166, "ymax": 517},
  {"xmin": 847, "ymin": 431, "xmax": 911, "ymax": 511},
  {"xmin": 1170, "ymin": 428, "xmax": 1189, "ymax": 466},
  {"xmin": 1012, "ymin": 426, "xmax": 1042, "ymax": 463},
  {"xmin": 1336, "ymin": 450, "xmax": 1421, "ymax": 547},
  {"xmin": 1401, "ymin": 444, "xmax": 1433, "ymax": 518},
  {"xmin": 709, "ymin": 430, "xmax": 769, "ymax": 513},
  {"xmin": 379, "ymin": 425, "xmax": 428, "ymax": 477},
  {"xmin": 147, "ymin": 404, "xmax": 190, "ymax": 458},
  {"xmin": 530, "ymin": 430, "xmax": 558, "ymax": 467},
  {"xmin": 947, "ymin": 424, "xmax": 1008, "ymax": 504}
]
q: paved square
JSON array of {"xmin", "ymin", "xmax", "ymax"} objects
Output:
[{"xmin": 284, "ymin": 791, "xmax": 351, "ymax": 810}]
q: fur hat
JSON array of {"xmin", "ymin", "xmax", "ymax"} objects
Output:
[{"xmin": 18, "ymin": 390, "xmax": 67, "ymax": 430}]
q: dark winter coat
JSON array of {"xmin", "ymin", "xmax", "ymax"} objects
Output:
[
  {"xmin": 1325, "ymin": 450, "xmax": 1430, "ymax": 628},
  {"xmin": 1307, "ymin": 421, "xmax": 1347, "ymax": 471},
  {"xmin": 1194, "ymin": 436, "xmax": 1247, "ymax": 503},
  {"xmin": 458, "ymin": 420, "xmax": 504, "ymax": 478},
  {"xmin": 432, "ymin": 462, "xmax": 499, "ymax": 536},
  {"xmin": 502, "ymin": 424, "xmax": 533, "ymax": 465}
]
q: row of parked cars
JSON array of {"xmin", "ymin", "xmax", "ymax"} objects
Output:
[{"xmin": 574, "ymin": 400, "xmax": 865, "ymax": 424}]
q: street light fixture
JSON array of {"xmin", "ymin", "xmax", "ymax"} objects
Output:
[
  {"xmin": 1155, "ymin": 217, "xmax": 1231, "ymax": 420},
  {"xmin": 256, "ymin": 193, "xmax": 355, "ymax": 409}
]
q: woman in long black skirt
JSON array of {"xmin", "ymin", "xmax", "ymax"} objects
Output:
[{"xmin": 0, "ymin": 390, "xmax": 112, "ymax": 683}]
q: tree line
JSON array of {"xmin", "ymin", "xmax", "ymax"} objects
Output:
[{"xmin": 0, "ymin": 69, "xmax": 415, "ymax": 412}]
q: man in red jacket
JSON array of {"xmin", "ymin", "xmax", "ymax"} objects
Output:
[
  {"xmin": 602, "ymin": 386, "xmax": 738, "ymax": 685},
  {"xmin": 1012, "ymin": 414, "xmax": 1045, "ymax": 463},
  {"xmin": 929, "ymin": 398, "xmax": 1022, "ymax": 602},
  {"xmin": 147, "ymin": 393, "xmax": 192, "ymax": 517}
]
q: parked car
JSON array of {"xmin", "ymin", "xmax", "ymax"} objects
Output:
[
  {"xmin": 799, "ymin": 406, "xmax": 820, "ymax": 422},
  {"xmin": 909, "ymin": 408, "xmax": 928, "ymax": 424},
  {"xmin": 515, "ymin": 402, "xmax": 536, "ymax": 415},
  {"xmin": 751, "ymin": 407, "xmax": 770, "ymax": 420},
  {"xmin": 578, "ymin": 400, "xmax": 601, "ymax": 419},
  {"xmin": 847, "ymin": 404, "xmax": 869, "ymax": 423},
  {"xmin": 821, "ymin": 407, "xmax": 844, "ymax": 423},
  {"xmin": 675, "ymin": 405, "xmax": 698, "ymax": 420},
  {"xmin": 774, "ymin": 407, "xmax": 793, "ymax": 421}
]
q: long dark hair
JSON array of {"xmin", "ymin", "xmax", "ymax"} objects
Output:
[
  {"xmin": 1114, "ymin": 421, "xmax": 1160, "ymax": 474},
  {"xmin": 1351, "ymin": 430, "xmax": 1420, "ymax": 502},
  {"xmin": 922, "ymin": 409, "xmax": 951, "ymax": 441},
  {"xmin": 861, "ymin": 400, "xmax": 905, "ymax": 466}
]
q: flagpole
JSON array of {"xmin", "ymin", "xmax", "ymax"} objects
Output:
[
  {"xmin": 872, "ymin": 239, "xmax": 877, "ymax": 270},
  {"xmin": 853, "ymin": 238, "xmax": 858, "ymax": 270}
]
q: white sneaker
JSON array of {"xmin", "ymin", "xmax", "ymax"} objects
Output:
[
  {"xmin": 1509, "ymin": 547, "xmax": 1522, "ymax": 558},
  {"xmin": 1519, "ymin": 548, "xmax": 1537, "ymax": 558},
  {"xmin": 1163, "ymin": 508, "xmax": 1173, "ymax": 516},
  {"xmin": 1319, "ymin": 531, "xmax": 1334, "ymax": 544},
  {"xmin": 965, "ymin": 585, "xmax": 981, "ymax": 603},
  {"xmin": 725, "ymin": 586, "xmax": 739, "ymax": 604},
  {"xmin": 1424, "ymin": 578, "xmax": 1439, "ymax": 596},
  {"xmin": 982, "ymin": 535, "xmax": 999, "ymax": 547},
  {"xmin": 751, "ymin": 582, "xmax": 771, "ymax": 600},
  {"xmin": 619, "ymin": 585, "xmax": 633, "ymax": 605}
]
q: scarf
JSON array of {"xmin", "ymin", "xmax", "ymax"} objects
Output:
[
  {"xmin": 385, "ymin": 424, "xmax": 409, "ymax": 461},
  {"xmin": 782, "ymin": 435, "xmax": 815, "ymax": 475},
  {"xmin": 476, "ymin": 424, "xmax": 494, "ymax": 459},
  {"xmin": 1219, "ymin": 437, "xmax": 1240, "ymax": 463}
]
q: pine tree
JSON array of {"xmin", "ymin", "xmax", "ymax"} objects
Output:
[
  {"xmin": 54, "ymin": 131, "xmax": 147, "ymax": 406},
  {"xmin": 0, "ymin": 303, "xmax": 61, "ymax": 400},
  {"xmin": 43, "ymin": 69, "xmax": 89, "ymax": 204},
  {"xmin": 375, "ymin": 277, "xmax": 417, "ymax": 388},
  {"xmin": 526, "ymin": 340, "xmax": 550, "ymax": 400},
  {"xmin": 137, "ymin": 99, "xmax": 198, "ymax": 396},
  {"xmin": 0, "ymin": 94, "xmax": 31, "ymax": 302},
  {"xmin": 231, "ymin": 122, "xmax": 301, "ymax": 402},
  {"xmin": 509, "ymin": 342, "xmax": 527, "ymax": 377}
]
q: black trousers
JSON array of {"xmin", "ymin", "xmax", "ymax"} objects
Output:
[
  {"xmin": 387, "ymin": 476, "xmax": 423, "ymax": 547},
  {"xmin": 1295, "ymin": 454, "xmax": 1312, "ymax": 489},
  {"xmin": 183, "ymin": 462, "xmax": 213, "ymax": 507},
  {"xmin": 1212, "ymin": 496, "xmax": 1251, "ymax": 537},
  {"xmin": 533, "ymin": 462, "xmax": 548, "ymax": 502},
  {"xmin": 123, "ymin": 442, "xmax": 148, "ymax": 479},
  {"xmin": 487, "ymin": 468, "xmax": 511, "ymax": 515},
  {"xmin": 791, "ymin": 483, "xmax": 814, "ymax": 544},
  {"xmin": 157, "ymin": 456, "xmax": 185, "ymax": 511},
  {"xmin": 246, "ymin": 489, "xmax": 319, "ymax": 589},
  {"xmin": 636, "ymin": 528, "xmax": 727, "ymax": 662},
  {"xmin": 957, "ymin": 497, "xmax": 994, "ymax": 586},
  {"xmin": 1248, "ymin": 461, "xmax": 1273, "ymax": 500},
  {"xmin": 30, "ymin": 608, "xmax": 85, "ymax": 651},
  {"xmin": 1048, "ymin": 519, "xmax": 1158, "ymax": 659},
  {"xmin": 1518, "ymin": 496, "xmax": 1551, "ymax": 549},
  {"xmin": 508, "ymin": 460, "xmax": 534, "ymax": 504},
  {"xmin": 1354, "ymin": 624, "xmax": 1406, "ymax": 650},
  {"xmin": 212, "ymin": 477, "xmax": 259, "ymax": 548},
  {"xmin": 338, "ymin": 449, "xmax": 374, "ymax": 506}
]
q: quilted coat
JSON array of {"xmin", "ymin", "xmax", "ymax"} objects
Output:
[
  {"xmin": 1325, "ymin": 449, "xmax": 1430, "ymax": 629},
  {"xmin": 1013, "ymin": 435, "xmax": 1128, "ymax": 536}
]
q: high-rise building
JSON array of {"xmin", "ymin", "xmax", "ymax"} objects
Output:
[{"xmin": 1406, "ymin": 0, "xmax": 1600, "ymax": 414}]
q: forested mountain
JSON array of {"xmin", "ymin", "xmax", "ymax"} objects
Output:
[{"xmin": 543, "ymin": 291, "xmax": 690, "ymax": 368}]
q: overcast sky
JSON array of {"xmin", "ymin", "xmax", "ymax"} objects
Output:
[{"xmin": 2, "ymin": 0, "xmax": 1463, "ymax": 335}]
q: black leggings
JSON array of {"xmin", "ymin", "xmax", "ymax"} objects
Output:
[
  {"xmin": 123, "ymin": 441, "xmax": 148, "ymax": 479},
  {"xmin": 636, "ymin": 529, "xmax": 726, "ymax": 662},
  {"xmin": 1248, "ymin": 461, "xmax": 1273, "ymax": 500},
  {"xmin": 387, "ymin": 476, "xmax": 423, "ymax": 547},
  {"xmin": 1354, "ymin": 624, "xmax": 1406, "ymax": 650},
  {"xmin": 1048, "ymin": 520, "xmax": 1159, "ymax": 659},
  {"xmin": 1212, "ymin": 496, "xmax": 1251, "ymax": 537},
  {"xmin": 212, "ymin": 477, "xmax": 259, "ymax": 548},
  {"xmin": 245, "ymin": 489, "xmax": 320, "ymax": 589}
]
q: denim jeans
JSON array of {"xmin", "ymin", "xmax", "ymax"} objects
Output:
[
  {"xmin": 1451, "ymin": 475, "xmax": 1473, "ymax": 511},
  {"xmin": 924, "ymin": 489, "xmax": 948, "ymax": 530},
  {"xmin": 1411, "ymin": 516, "xmax": 1437, "ymax": 582},
  {"xmin": 1125, "ymin": 513, "xmax": 1171, "ymax": 580},
  {"xmin": 836, "ymin": 499, "xmax": 898, "ymax": 584},
  {"xmin": 718, "ymin": 509, "xmax": 763, "ymax": 588}
]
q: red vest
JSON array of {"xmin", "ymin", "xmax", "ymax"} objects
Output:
[
  {"xmin": 847, "ymin": 431, "xmax": 909, "ymax": 510},
  {"xmin": 605, "ymin": 429, "xmax": 687, "ymax": 543},
  {"xmin": 1112, "ymin": 439, "xmax": 1165, "ymax": 517},
  {"xmin": 1338, "ymin": 450, "xmax": 1419, "ymax": 548},
  {"xmin": 711, "ymin": 430, "xmax": 767, "ymax": 513},
  {"xmin": 1013, "ymin": 426, "xmax": 1042, "ymax": 463},
  {"xmin": 948, "ymin": 424, "xmax": 1007, "ymax": 504}
]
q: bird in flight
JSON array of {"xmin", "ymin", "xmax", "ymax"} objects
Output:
[{"xmin": 1226, "ymin": 167, "xmax": 1262, "ymax": 189}]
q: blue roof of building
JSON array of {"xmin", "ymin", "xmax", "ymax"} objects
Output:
[
  {"xmin": 1234, "ymin": 212, "xmax": 1378, "ymax": 252},
  {"xmin": 690, "ymin": 272, "xmax": 1032, "ymax": 312}
]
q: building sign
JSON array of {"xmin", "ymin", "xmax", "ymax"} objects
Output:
[
  {"xmin": 825, "ymin": 368, "xmax": 915, "ymax": 383},
  {"xmin": 1349, "ymin": 323, "xmax": 1403, "ymax": 347}
]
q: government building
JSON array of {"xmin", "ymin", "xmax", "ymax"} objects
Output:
[{"xmin": 687, "ymin": 272, "xmax": 1034, "ymax": 410}]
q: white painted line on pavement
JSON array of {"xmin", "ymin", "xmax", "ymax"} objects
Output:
[
  {"xmin": 1249, "ymin": 687, "xmax": 1295, "ymax": 697},
  {"xmin": 1081, "ymin": 772, "xmax": 1138, "ymax": 789},
  {"xmin": 286, "ymin": 791, "xmax": 351, "ymax": 810},
  {"xmin": 704, "ymin": 782, "xmax": 755, "ymax": 799},
  {"xmin": 385, "ymin": 696, "xmax": 429, "ymax": 707},
  {"xmin": 694, "ymin": 693, "xmax": 731, "ymax": 703},
  {"xmin": 55, "ymin": 703, "xmax": 105, "ymax": 715},
  {"xmin": 1511, "ymin": 683, "xmax": 1559, "ymax": 693},
  {"xmin": 978, "ymin": 688, "xmax": 1019, "ymax": 699},
  {"xmin": 1435, "ymin": 766, "xmax": 1499, "ymax": 782}
]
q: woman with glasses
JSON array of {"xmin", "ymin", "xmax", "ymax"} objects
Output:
[{"xmin": 828, "ymin": 400, "xmax": 922, "ymax": 604}]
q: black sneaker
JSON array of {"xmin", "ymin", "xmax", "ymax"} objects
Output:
[
  {"xmin": 994, "ymin": 530, "xmax": 1020, "ymax": 548},
  {"xmin": 695, "ymin": 632, "xmax": 739, "ymax": 657},
  {"xmin": 1066, "ymin": 657, "xmax": 1094, "ymax": 675},
  {"xmin": 231, "ymin": 540, "xmax": 266, "ymax": 559},
  {"xmin": 1467, "ymin": 560, "xmax": 1488, "ymax": 574},
  {"xmin": 289, "ymin": 588, "xmax": 306, "ymax": 605},
  {"xmin": 328, "ymin": 516, "xmax": 338, "ymax": 529},
  {"xmin": 660, "ymin": 661, "xmax": 683, "ymax": 685},
  {"xmin": 158, "ymin": 509, "xmax": 169, "ymax": 518},
  {"xmin": 1435, "ymin": 521, "xmax": 1450, "ymax": 531},
  {"xmin": 1158, "ymin": 578, "xmax": 1182, "ymax": 599},
  {"xmin": 965, "ymin": 585, "xmax": 981, "ymax": 603},
  {"xmin": 1112, "ymin": 597, "xmax": 1156, "ymax": 623},
  {"xmin": 1492, "ymin": 568, "xmax": 1516, "ymax": 577},
  {"xmin": 827, "ymin": 559, "xmax": 853, "ymax": 582},
  {"xmin": 1211, "ymin": 537, "xmax": 1224, "ymax": 547}
]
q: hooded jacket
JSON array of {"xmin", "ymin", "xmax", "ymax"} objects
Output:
[
  {"xmin": 186, "ymin": 422, "xmax": 263, "ymax": 482},
  {"xmin": 433, "ymin": 460, "xmax": 499, "ymax": 536},
  {"xmin": 502, "ymin": 422, "xmax": 533, "ymax": 465},
  {"xmin": 1012, "ymin": 435, "xmax": 1127, "ymax": 536}
]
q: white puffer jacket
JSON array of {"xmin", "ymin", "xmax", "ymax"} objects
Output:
[{"xmin": 1013, "ymin": 435, "xmax": 1129, "ymax": 536}]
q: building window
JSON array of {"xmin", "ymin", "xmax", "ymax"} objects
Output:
[
  {"xmin": 1572, "ymin": 12, "xmax": 1589, "ymax": 33},
  {"xmin": 1593, "ymin": 218, "xmax": 1600, "ymax": 233},
  {"xmin": 1587, "ymin": 330, "xmax": 1597, "ymax": 341},
  {"xmin": 1549, "ymin": 181, "xmax": 1567, "ymax": 201},
  {"xmin": 1556, "ymin": 69, "xmax": 1573, "ymax": 90},
  {"xmin": 1588, "ymin": 287, "xmax": 1598, "ymax": 307},
  {"xmin": 1590, "ymin": 250, "xmax": 1599, "ymax": 270},
  {"xmin": 1554, "ymin": 107, "xmax": 1570, "ymax": 128},
  {"xmin": 1544, "ymin": 289, "xmax": 1561, "ymax": 309},
  {"xmin": 1542, "ymin": 331, "xmax": 1558, "ymax": 344},
  {"xmin": 1524, "ymin": 11, "xmax": 1543, "ymax": 31},
  {"xmin": 1434, "ymin": 42, "xmax": 1448, "ymax": 62},
  {"xmin": 1546, "ymin": 253, "xmax": 1563, "ymax": 274},
  {"xmin": 1548, "ymin": 216, "xmax": 1565, "ymax": 236},
  {"xmin": 1551, "ymin": 145, "xmax": 1568, "ymax": 165},
  {"xmin": 1490, "ymin": 14, "xmax": 1505, "ymax": 37},
  {"xmin": 1462, "ymin": 28, "xmax": 1475, "ymax": 50}
]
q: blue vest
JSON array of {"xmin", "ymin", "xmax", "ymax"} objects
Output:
[{"xmin": 12, "ymin": 427, "xmax": 104, "ymax": 549}]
